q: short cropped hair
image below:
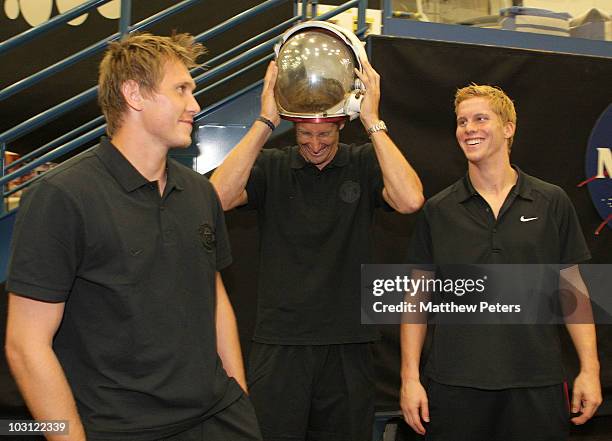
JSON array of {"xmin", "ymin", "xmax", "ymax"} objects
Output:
[
  {"xmin": 98, "ymin": 32, "xmax": 206, "ymax": 136},
  {"xmin": 454, "ymin": 84, "xmax": 517, "ymax": 151}
]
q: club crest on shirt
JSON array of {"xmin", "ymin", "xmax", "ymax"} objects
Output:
[
  {"xmin": 339, "ymin": 180, "xmax": 361, "ymax": 203},
  {"xmin": 198, "ymin": 223, "xmax": 216, "ymax": 251}
]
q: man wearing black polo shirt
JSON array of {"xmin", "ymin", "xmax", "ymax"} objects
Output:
[
  {"xmin": 400, "ymin": 84, "xmax": 602, "ymax": 440},
  {"xmin": 5, "ymin": 33, "xmax": 261, "ymax": 441},
  {"xmin": 211, "ymin": 59, "xmax": 423, "ymax": 440}
]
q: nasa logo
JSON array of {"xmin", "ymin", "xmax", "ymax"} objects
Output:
[{"xmin": 578, "ymin": 104, "xmax": 611, "ymax": 235}]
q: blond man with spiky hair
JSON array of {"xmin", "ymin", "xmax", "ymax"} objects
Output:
[
  {"xmin": 5, "ymin": 33, "xmax": 262, "ymax": 441},
  {"xmin": 400, "ymin": 84, "xmax": 601, "ymax": 441}
]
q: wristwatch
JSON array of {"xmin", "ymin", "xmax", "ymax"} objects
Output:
[{"xmin": 366, "ymin": 120, "xmax": 387, "ymax": 136}]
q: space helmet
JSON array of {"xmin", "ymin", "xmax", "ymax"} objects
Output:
[{"xmin": 273, "ymin": 21, "xmax": 367, "ymax": 123}]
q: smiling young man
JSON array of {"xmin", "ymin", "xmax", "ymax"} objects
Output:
[
  {"xmin": 211, "ymin": 58, "xmax": 423, "ymax": 441},
  {"xmin": 5, "ymin": 33, "xmax": 261, "ymax": 441},
  {"xmin": 400, "ymin": 84, "xmax": 602, "ymax": 441}
]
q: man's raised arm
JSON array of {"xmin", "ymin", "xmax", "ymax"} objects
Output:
[
  {"xmin": 354, "ymin": 57, "xmax": 424, "ymax": 214},
  {"xmin": 211, "ymin": 61, "xmax": 280, "ymax": 211}
]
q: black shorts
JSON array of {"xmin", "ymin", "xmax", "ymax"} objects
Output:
[
  {"xmin": 424, "ymin": 380, "xmax": 570, "ymax": 441},
  {"xmin": 247, "ymin": 342, "xmax": 375, "ymax": 441},
  {"xmin": 158, "ymin": 393, "xmax": 262, "ymax": 441}
]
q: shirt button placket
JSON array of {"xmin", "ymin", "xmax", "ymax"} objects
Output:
[
  {"xmin": 491, "ymin": 224, "xmax": 502, "ymax": 255},
  {"xmin": 159, "ymin": 203, "xmax": 173, "ymax": 243}
]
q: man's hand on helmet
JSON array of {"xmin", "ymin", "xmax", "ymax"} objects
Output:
[{"xmin": 354, "ymin": 56, "xmax": 381, "ymax": 129}]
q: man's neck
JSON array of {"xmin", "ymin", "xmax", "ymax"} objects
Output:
[
  {"xmin": 110, "ymin": 130, "xmax": 168, "ymax": 194},
  {"xmin": 468, "ymin": 157, "xmax": 516, "ymax": 197}
]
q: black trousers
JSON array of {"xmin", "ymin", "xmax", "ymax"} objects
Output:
[
  {"xmin": 159, "ymin": 393, "xmax": 262, "ymax": 441},
  {"xmin": 248, "ymin": 343, "xmax": 376, "ymax": 441},
  {"xmin": 424, "ymin": 380, "xmax": 570, "ymax": 441}
]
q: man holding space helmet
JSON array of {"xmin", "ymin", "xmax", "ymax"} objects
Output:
[{"xmin": 212, "ymin": 21, "xmax": 423, "ymax": 441}]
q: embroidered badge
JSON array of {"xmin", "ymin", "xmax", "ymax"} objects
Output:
[
  {"xmin": 339, "ymin": 180, "xmax": 361, "ymax": 203},
  {"xmin": 198, "ymin": 223, "xmax": 216, "ymax": 251}
]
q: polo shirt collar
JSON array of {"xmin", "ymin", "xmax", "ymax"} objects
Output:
[
  {"xmin": 289, "ymin": 143, "xmax": 350, "ymax": 170},
  {"xmin": 95, "ymin": 137, "xmax": 184, "ymax": 193},
  {"xmin": 457, "ymin": 165, "xmax": 534, "ymax": 203},
  {"xmin": 457, "ymin": 173, "xmax": 478, "ymax": 203},
  {"xmin": 511, "ymin": 166, "xmax": 534, "ymax": 201},
  {"xmin": 165, "ymin": 159, "xmax": 185, "ymax": 192}
]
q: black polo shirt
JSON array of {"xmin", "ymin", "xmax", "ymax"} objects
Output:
[
  {"xmin": 7, "ymin": 138, "xmax": 241, "ymax": 441},
  {"xmin": 408, "ymin": 167, "xmax": 591, "ymax": 389},
  {"xmin": 244, "ymin": 143, "xmax": 387, "ymax": 344}
]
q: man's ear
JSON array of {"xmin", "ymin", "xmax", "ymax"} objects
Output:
[
  {"xmin": 338, "ymin": 121, "xmax": 346, "ymax": 131},
  {"xmin": 503, "ymin": 121, "xmax": 516, "ymax": 139},
  {"xmin": 121, "ymin": 80, "xmax": 144, "ymax": 111}
]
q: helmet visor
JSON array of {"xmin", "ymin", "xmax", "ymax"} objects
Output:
[{"xmin": 275, "ymin": 29, "xmax": 357, "ymax": 118}]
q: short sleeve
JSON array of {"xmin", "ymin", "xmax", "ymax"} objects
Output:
[
  {"xmin": 406, "ymin": 204, "xmax": 435, "ymax": 269},
  {"xmin": 212, "ymin": 189, "xmax": 233, "ymax": 270},
  {"xmin": 6, "ymin": 181, "xmax": 84, "ymax": 302},
  {"xmin": 243, "ymin": 151, "xmax": 268, "ymax": 210},
  {"xmin": 554, "ymin": 188, "xmax": 591, "ymax": 265},
  {"xmin": 362, "ymin": 144, "xmax": 390, "ymax": 210}
]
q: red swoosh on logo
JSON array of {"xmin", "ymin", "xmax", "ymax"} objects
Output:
[
  {"xmin": 595, "ymin": 214, "xmax": 612, "ymax": 236},
  {"xmin": 577, "ymin": 171, "xmax": 609, "ymax": 187}
]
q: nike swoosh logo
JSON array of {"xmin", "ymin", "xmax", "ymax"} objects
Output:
[
  {"xmin": 130, "ymin": 248, "xmax": 143, "ymax": 256},
  {"xmin": 520, "ymin": 216, "xmax": 538, "ymax": 222}
]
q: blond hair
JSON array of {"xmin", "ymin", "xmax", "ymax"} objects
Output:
[
  {"xmin": 454, "ymin": 84, "xmax": 517, "ymax": 151},
  {"xmin": 98, "ymin": 32, "xmax": 206, "ymax": 136}
]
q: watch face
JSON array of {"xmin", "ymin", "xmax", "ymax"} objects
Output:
[{"xmin": 369, "ymin": 121, "xmax": 386, "ymax": 134}]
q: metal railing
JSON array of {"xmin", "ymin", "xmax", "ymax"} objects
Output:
[{"xmin": 0, "ymin": 0, "xmax": 369, "ymax": 215}]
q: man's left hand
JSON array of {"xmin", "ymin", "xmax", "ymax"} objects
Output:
[
  {"xmin": 571, "ymin": 371, "xmax": 602, "ymax": 425},
  {"xmin": 354, "ymin": 57, "xmax": 381, "ymax": 129}
]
